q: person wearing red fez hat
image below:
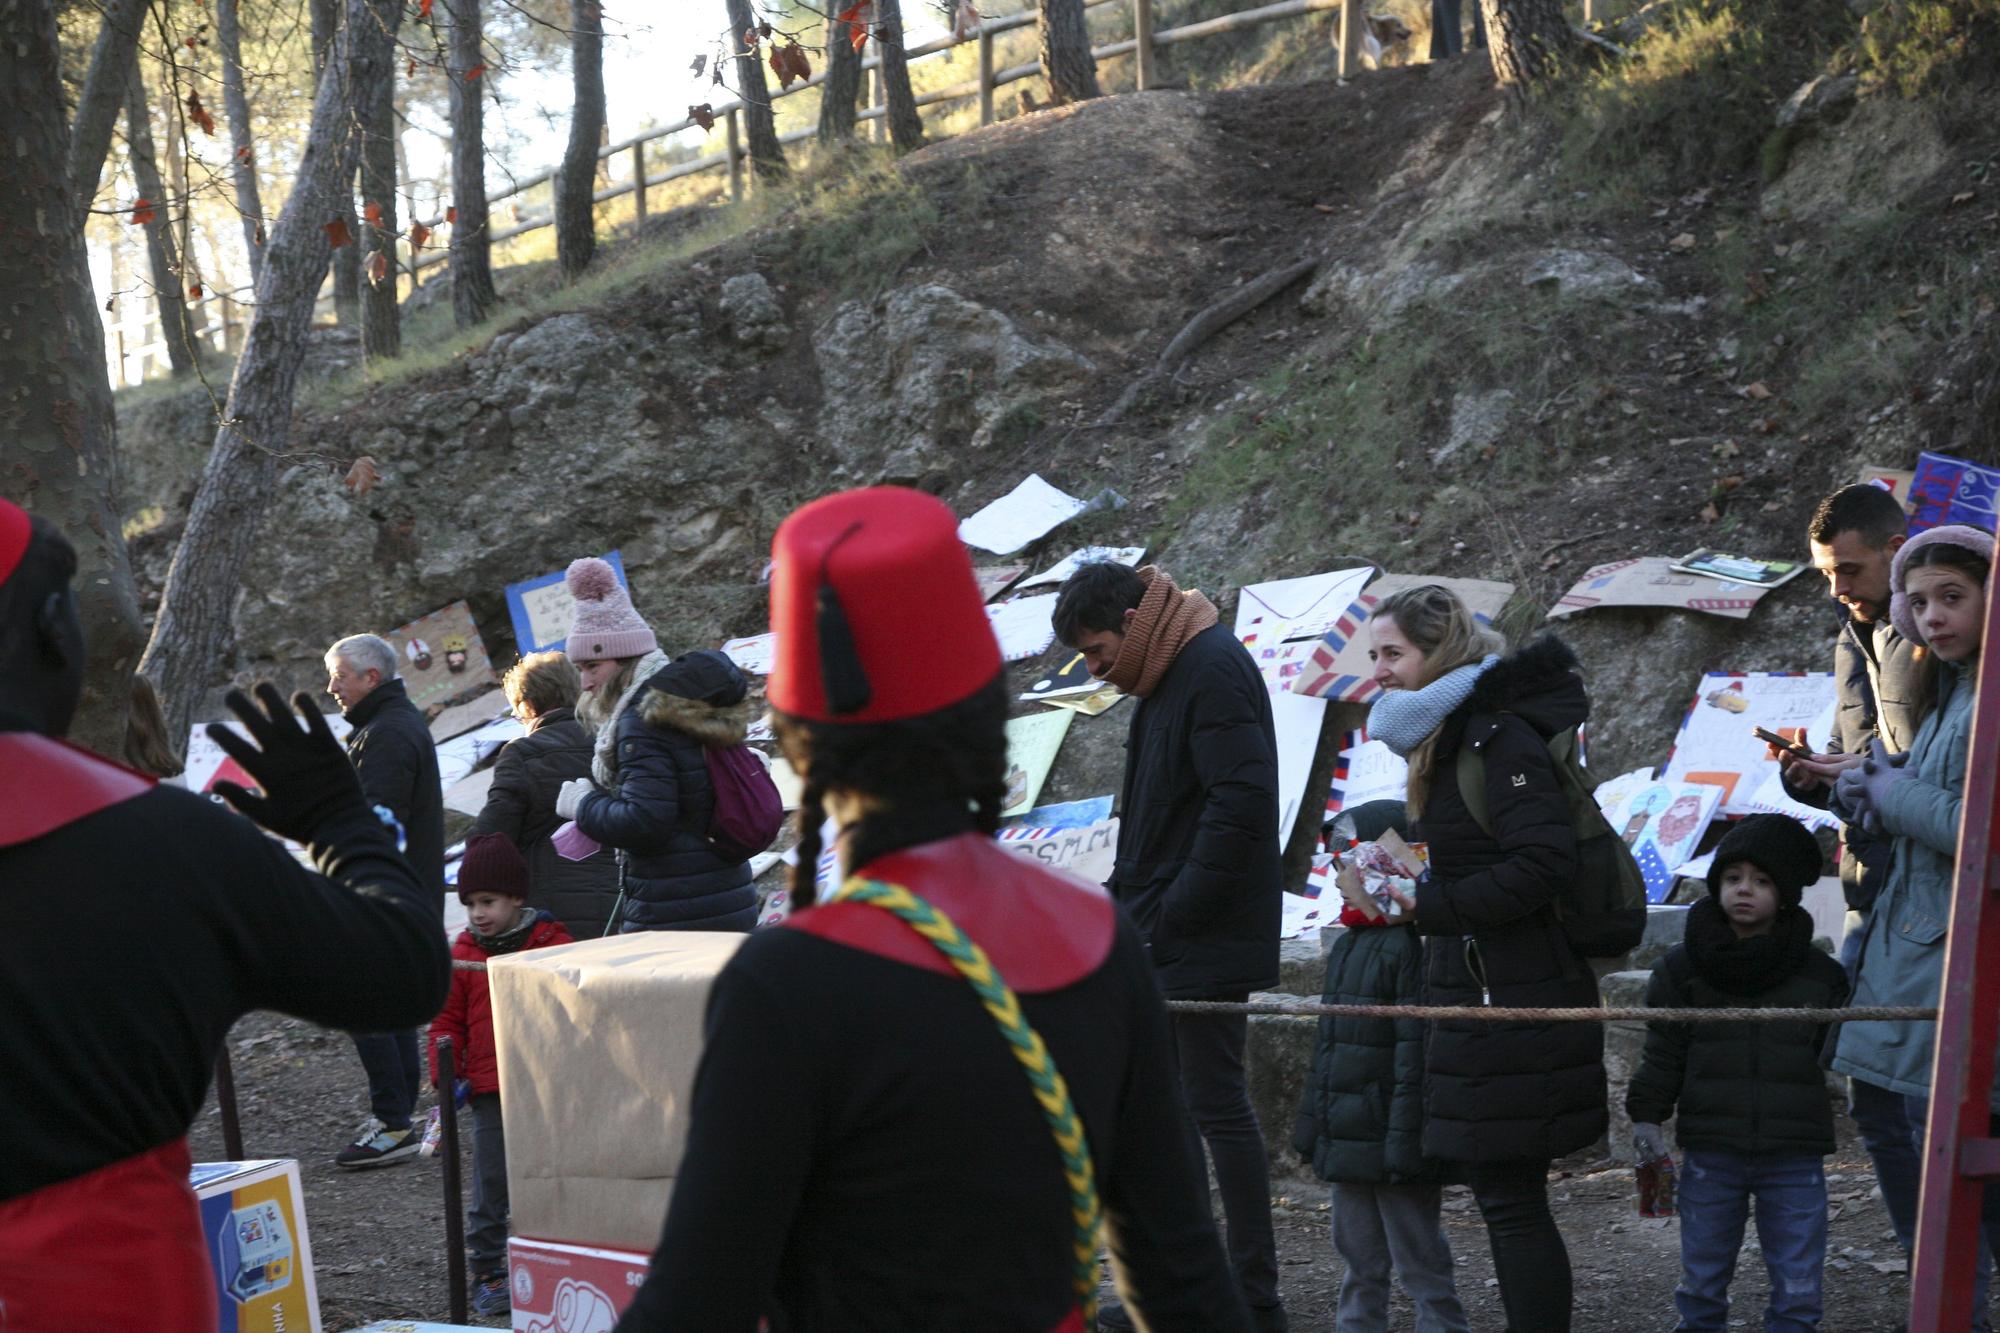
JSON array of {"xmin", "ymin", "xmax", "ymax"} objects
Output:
[
  {"xmin": 616, "ymin": 487, "xmax": 1253, "ymax": 1333},
  {"xmin": 0, "ymin": 499, "xmax": 449, "ymax": 1328}
]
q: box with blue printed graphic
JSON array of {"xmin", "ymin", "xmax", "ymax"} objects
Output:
[{"xmin": 191, "ymin": 1158, "xmax": 322, "ymax": 1333}]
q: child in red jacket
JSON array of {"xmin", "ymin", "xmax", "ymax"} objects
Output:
[{"xmin": 429, "ymin": 833, "xmax": 574, "ymax": 1317}]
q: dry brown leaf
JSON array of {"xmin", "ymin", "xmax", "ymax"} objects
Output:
[
  {"xmin": 1742, "ymin": 381, "xmax": 1773, "ymax": 400},
  {"xmin": 1668, "ymin": 232, "xmax": 1697, "ymax": 252},
  {"xmin": 343, "ymin": 456, "xmax": 380, "ymax": 498},
  {"xmin": 1700, "ymin": 501, "xmax": 1722, "ymax": 523},
  {"xmin": 1716, "ymin": 474, "xmax": 1745, "ymax": 492},
  {"xmin": 1952, "ymin": 190, "xmax": 1976, "ymax": 207},
  {"xmin": 1712, "ymin": 440, "xmax": 1742, "ymax": 458}
]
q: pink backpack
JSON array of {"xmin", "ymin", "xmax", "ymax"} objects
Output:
[{"xmin": 704, "ymin": 745, "xmax": 784, "ymax": 862}]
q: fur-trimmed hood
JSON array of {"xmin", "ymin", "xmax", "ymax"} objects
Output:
[
  {"xmin": 635, "ymin": 649, "xmax": 751, "ymax": 747},
  {"xmin": 1453, "ymin": 633, "xmax": 1588, "ymax": 739}
]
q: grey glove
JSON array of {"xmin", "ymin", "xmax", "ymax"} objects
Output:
[
  {"xmin": 1632, "ymin": 1122, "xmax": 1670, "ymax": 1162},
  {"xmin": 1833, "ymin": 739, "xmax": 1910, "ymax": 836}
]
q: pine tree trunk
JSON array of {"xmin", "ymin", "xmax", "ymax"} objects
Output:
[
  {"xmin": 1479, "ymin": 0, "xmax": 1579, "ymax": 96},
  {"xmin": 311, "ymin": 0, "xmax": 363, "ymax": 327},
  {"xmin": 724, "ymin": 0, "xmax": 787, "ymax": 181},
  {"xmin": 1038, "ymin": 0, "xmax": 1102, "ymax": 104},
  {"xmin": 875, "ymin": 0, "xmax": 926, "ymax": 151},
  {"xmin": 818, "ymin": 12, "xmax": 862, "ymax": 143},
  {"xmin": 447, "ymin": 0, "xmax": 497, "ymax": 327},
  {"xmin": 216, "ymin": 0, "xmax": 267, "ymax": 286},
  {"xmin": 360, "ymin": 66, "xmax": 400, "ymax": 361},
  {"xmin": 138, "ymin": 0, "xmax": 405, "ymax": 742},
  {"xmin": 126, "ymin": 64, "xmax": 202, "ymax": 378},
  {"xmin": 65, "ymin": 0, "xmax": 148, "ymax": 217},
  {"xmin": 0, "ymin": 0, "xmax": 145, "ymax": 755},
  {"xmin": 556, "ymin": 0, "xmax": 606, "ymax": 281}
]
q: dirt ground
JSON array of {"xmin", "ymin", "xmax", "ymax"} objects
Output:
[{"xmin": 194, "ymin": 1007, "xmax": 1950, "ymax": 1332}]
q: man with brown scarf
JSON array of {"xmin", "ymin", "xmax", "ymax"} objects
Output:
[{"xmin": 1054, "ymin": 562, "xmax": 1289, "ymax": 1333}]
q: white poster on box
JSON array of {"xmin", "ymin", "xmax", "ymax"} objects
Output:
[
  {"xmin": 508, "ymin": 1236, "xmax": 648, "ymax": 1332},
  {"xmin": 1659, "ymin": 672, "xmax": 1838, "ymax": 818}
]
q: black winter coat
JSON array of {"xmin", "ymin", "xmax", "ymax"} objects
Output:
[
  {"xmin": 344, "ymin": 677, "xmax": 446, "ymax": 901},
  {"xmin": 576, "ymin": 651, "xmax": 757, "ymax": 934},
  {"xmin": 471, "ymin": 707, "xmax": 621, "ymax": 940},
  {"xmin": 1625, "ymin": 898, "xmax": 1847, "ymax": 1157},
  {"xmin": 1293, "ymin": 923, "xmax": 1440, "ymax": 1184},
  {"xmin": 1778, "ymin": 614, "xmax": 1933, "ymax": 915},
  {"xmin": 1110, "ymin": 623, "xmax": 1281, "ymax": 999},
  {"xmin": 1411, "ymin": 635, "xmax": 1607, "ymax": 1165}
]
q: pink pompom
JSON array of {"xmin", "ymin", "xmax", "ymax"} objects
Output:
[{"xmin": 566, "ymin": 557, "xmax": 618, "ymax": 602}]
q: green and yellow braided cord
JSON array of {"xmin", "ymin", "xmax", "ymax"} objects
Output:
[{"xmin": 829, "ymin": 876, "xmax": 1104, "ymax": 1324}]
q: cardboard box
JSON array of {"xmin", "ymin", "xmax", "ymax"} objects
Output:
[
  {"xmin": 491, "ymin": 932, "xmax": 745, "ymax": 1251},
  {"xmin": 190, "ymin": 1159, "xmax": 322, "ymax": 1333},
  {"xmin": 508, "ymin": 1236, "xmax": 648, "ymax": 1333}
]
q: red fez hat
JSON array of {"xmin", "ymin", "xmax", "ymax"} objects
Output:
[
  {"xmin": 768, "ymin": 487, "xmax": 1002, "ymax": 724},
  {"xmin": 0, "ymin": 498, "xmax": 29, "ymax": 588}
]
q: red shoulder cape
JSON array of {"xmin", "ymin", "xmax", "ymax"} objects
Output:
[
  {"xmin": 0, "ymin": 731, "xmax": 154, "ymax": 848},
  {"xmin": 783, "ymin": 831, "xmax": 1116, "ymax": 993}
]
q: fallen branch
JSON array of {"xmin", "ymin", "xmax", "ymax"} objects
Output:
[
  {"xmin": 1095, "ymin": 258, "xmax": 1320, "ymax": 427},
  {"xmin": 1538, "ymin": 529, "xmax": 1611, "ymax": 563}
]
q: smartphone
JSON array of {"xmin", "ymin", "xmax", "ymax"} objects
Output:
[{"xmin": 1752, "ymin": 726, "xmax": 1812, "ymax": 758}]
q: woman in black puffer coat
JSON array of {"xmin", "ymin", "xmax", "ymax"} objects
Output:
[
  {"xmin": 567, "ymin": 649, "xmax": 758, "ymax": 933},
  {"xmin": 1365, "ymin": 585, "xmax": 1606, "ymax": 1333}
]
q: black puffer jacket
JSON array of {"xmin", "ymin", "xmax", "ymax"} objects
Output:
[
  {"xmin": 1292, "ymin": 923, "xmax": 1440, "ymax": 1184},
  {"xmin": 470, "ymin": 707, "xmax": 621, "ymax": 940},
  {"xmin": 575, "ymin": 651, "xmax": 757, "ymax": 933},
  {"xmin": 1110, "ymin": 623, "xmax": 1281, "ymax": 1000},
  {"xmin": 1625, "ymin": 897, "xmax": 1847, "ymax": 1156},
  {"xmin": 1411, "ymin": 635, "xmax": 1607, "ymax": 1165}
]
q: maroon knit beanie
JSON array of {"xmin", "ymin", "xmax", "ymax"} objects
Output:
[{"xmin": 458, "ymin": 832, "xmax": 530, "ymax": 901}]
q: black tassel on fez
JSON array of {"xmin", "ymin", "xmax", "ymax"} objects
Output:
[{"xmin": 817, "ymin": 525, "xmax": 873, "ymax": 716}]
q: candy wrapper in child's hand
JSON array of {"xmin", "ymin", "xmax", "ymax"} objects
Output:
[{"xmin": 1333, "ymin": 831, "xmax": 1427, "ymax": 920}]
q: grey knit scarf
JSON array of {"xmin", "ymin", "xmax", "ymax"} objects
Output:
[{"xmin": 1367, "ymin": 655, "xmax": 1499, "ymax": 758}]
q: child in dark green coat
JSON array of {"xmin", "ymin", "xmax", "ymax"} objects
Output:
[
  {"xmin": 1626, "ymin": 814, "xmax": 1845, "ymax": 1333},
  {"xmin": 1294, "ymin": 802, "xmax": 1469, "ymax": 1333}
]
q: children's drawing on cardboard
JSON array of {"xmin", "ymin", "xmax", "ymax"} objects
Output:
[
  {"xmin": 1594, "ymin": 774, "xmax": 1727, "ymax": 902},
  {"xmin": 505, "ymin": 551, "xmax": 628, "ymax": 656},
  {"xmin": 385, "ymin": 602, "xmax": 498, "ymax": 711},
  {"xmin": 1670, "ymin": 549, "xmax": 1807, "ymax": 589},
  {"xmin": 1001, "ymin": 709, "xmax": 1075, "ymax": 818},
  {"xmin": 1659, "ymin": 673, "xmax": 1837, "ymax": 819},
  {"xmin": 1907, "ymin": 449, "xmax": 2000, "ymax": 535},
  {"xmin": 1289, "ymin": 573, "xmax": 1514, "ymax": 703},
  {"xmin": 1547, "ymin": 557, "xmax": 1771, "ymax": 623}
]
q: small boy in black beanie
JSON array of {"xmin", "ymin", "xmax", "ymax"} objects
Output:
[{"xmin": 1626, "ymin": 813, "xmax": 1846, "ymax": 1333}]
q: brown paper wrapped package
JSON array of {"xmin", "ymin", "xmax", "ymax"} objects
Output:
[{"xmin": 491, "ymin": 930, "xmax": 747, "ymax": 1251}]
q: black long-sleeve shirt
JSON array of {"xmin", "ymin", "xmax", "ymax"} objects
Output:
[
  {"xmin": 617, "ymin": 914, "xmax": 1252, "ymax": 1332},
  {"xmin": 0, "ymin": 781, "xmax": 450, "ymax": 1200}
]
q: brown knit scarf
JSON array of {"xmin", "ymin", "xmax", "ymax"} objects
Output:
[{"xmin": 1105, "ymin": 567, "xmax": 1220, "ymax": 698}]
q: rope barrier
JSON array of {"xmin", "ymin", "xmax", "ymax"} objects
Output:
[{"xmin": 449, "ymin": 959, "xmax": 1930, "ymax": 1023}]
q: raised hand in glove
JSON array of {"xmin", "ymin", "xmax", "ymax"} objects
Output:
[
  {"xmin": 1632, "ymin": 1122, "xmax": 1670, "ymax": 1163},
  {"xmin": 555, "ymin": 777, "xmax": 596, "ymax": 822},
  {"xmin": 1833, "ymin": 739, "xmax": 1910, "ymax": 835},
  {"xmin": 205, "ymin": 683, "xmax": 366, "ymax": 843}
]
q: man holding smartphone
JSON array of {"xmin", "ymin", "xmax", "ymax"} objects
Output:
[{"xmin": 1770, "ymin": 481, "xmax": 1932, "ymax": 1258}]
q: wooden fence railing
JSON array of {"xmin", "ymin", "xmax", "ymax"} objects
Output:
[{"xmin": 108, "ymin": 0, "xmax": 1622, "ymax": 381}]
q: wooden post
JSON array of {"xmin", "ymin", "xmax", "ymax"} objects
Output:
[
  {"xmin": 978, "ymin": 26, "xmax": 994, "ymax": 124},
  {"xmin": 1134, "ymin": 0, "xmax": 1156, "ymax": 91},
  {"xmin": 1582, "ymin": 0, "xmax": 1595, "ymax": 22},
  {"xmin": 1337, "ymin": 0, "xmax": 1362, "ymax": 78},
  {"xmin": 631, "ymin": 142, "xmax": 647, "ymax": 224},
  {"xmin": 726, "ymin": 108, "xmax": 744, "ymax": 203}
]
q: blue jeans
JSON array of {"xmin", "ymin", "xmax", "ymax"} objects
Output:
[
  {"xmin": 1851, "ymin": 1076, "xmax": 1921, "ymax": 1254},
  {"xmin": 352, "ymin": 1028, "xmax": 421, "ymax": 1131},
  {"xmin": 1675, "ymin": 1150, "xmax": 1825, "ymax": 1332}
]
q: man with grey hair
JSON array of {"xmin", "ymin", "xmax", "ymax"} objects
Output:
[{"xmin": 324, "ymin": 633, "xmax": 446, "ymax": 1168}]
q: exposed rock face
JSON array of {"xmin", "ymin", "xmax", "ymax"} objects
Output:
[
  {"xmin": 1520, "ymin": 249, "xmax": 1659, "ymax": 302},
  {"xmin": 814, "ymin": 283, "xmax": 1095, "ymax": 481},
  {"xmin": 718, "ymin": 272, "xmax": 789, "ymax": 351},
  {"xmin": 1434, "ymin": 388, "xmax": 1517, "ymax": 465}
]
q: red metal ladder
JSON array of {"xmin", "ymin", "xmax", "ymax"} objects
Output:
[{"xmin": 1910, "ymin": 558, "xmax": 2000, "ymax": 1330}]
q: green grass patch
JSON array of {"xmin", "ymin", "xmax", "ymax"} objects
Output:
[{"xmin": 1858, "ymin": 0, "xmax": 2000, "ymax": 96}]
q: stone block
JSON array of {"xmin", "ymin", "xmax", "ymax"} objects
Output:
[{"xmin": 1244, "ymin": 989, "xmax": 1318, "ymax": 1179}]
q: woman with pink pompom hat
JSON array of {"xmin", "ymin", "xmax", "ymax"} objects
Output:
[{"xmin": 552, "ymin": 557, "xmax": 758, "ymax": 933}]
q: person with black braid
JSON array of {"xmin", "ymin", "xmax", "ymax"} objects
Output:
[{"xmin": 615, "ymin": 487, "xmax": 1251, "ymax": 1333}]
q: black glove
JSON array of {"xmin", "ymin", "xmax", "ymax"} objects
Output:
[{"xmin": 206, "ymin": 683, "xmax": 366, "ymax": 843}]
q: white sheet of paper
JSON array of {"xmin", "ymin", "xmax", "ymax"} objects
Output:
[
  {"xmin": 1017, "ymin": 545, "xmax": 1148, "ymax": 590},
  {"xmin": 988, "ymin": 593, "xmax": 1060, "ymax": 661},
  {"xmin": 995, "ymin": 816, "xmax": 1121, "ymax": 886},
  {"xmin": 721, "ymin": 633, "xmax": 778, "ymax": 677},
  {"xmin": 180, "ymin": 714, "xmax": 352, "ymax": 793},
  {"xmin": 435, "ymin": 716, "xmax": 527, "ymax": 791},
  {"xmin": 957, "ymin": 474, "xmax": 1089, "ymax": 554}
]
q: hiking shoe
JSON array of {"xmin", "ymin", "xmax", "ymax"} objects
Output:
[
  {"xmin": 471, "ymin": 1272, "xmax": 511, "ymax": 1317},
  {"xmin": 333, "ymin": 1118, "xmax": 419, "ymax": 1169}
]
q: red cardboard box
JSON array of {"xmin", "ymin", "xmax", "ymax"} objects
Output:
[{"xmin": 508, "ymin": 1236, "xmax": 649, "ymax": 1333}]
